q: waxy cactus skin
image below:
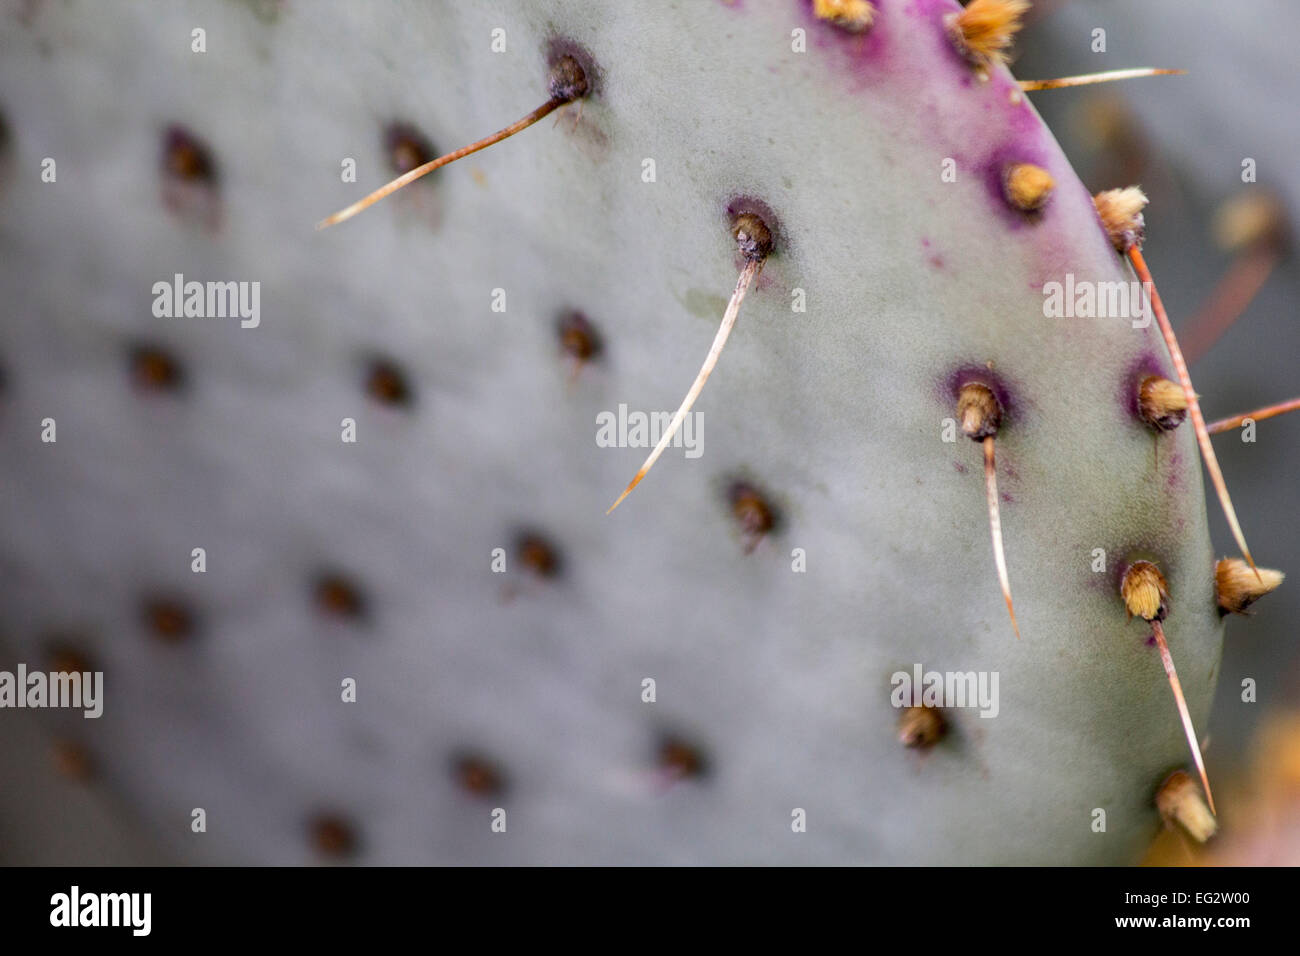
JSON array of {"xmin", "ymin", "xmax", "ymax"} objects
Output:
[{"xmin": 0, "ymin": 0, "xmax": 1251, "ymax": 864}]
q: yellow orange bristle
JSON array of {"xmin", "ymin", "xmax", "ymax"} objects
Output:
[
  {"xmin": 1121, "ymin": 560, "xmax": 1168, "ymax": 622},
  {"xmin": 946, "ymin": 0, "xmax": 1029, "ymax": 70},
  {"xmin": 812, "ymin": 0, "xmax": 875, "ymax": 32},
  {"xmin": 1093, "ymin": 187, "xmax": 1148, "ymax": 253},
  {"xmin": 1138, "ymin": 375, "xmax": 1191, "ymax": 432},
  {"xmin": 1003, "ymin": 163, "xmax": 1054, "ymax": 213},
  {"xmin": 1215, "ymin": 558, "xmax": 1284, "ymax": 615}
]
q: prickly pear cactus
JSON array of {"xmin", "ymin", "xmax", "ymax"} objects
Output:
[{"xmin": 0, "ymin": 0, "xmax": 1238, "ymax": 864}]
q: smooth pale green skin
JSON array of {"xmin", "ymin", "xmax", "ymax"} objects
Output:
[{"xmin": 0, "ymin": 0, "xmax": 1219, "ymax": 863}]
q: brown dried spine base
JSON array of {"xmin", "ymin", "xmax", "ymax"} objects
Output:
[
  {"xmin": 729, "ymin": 481, "xmax": 776, "ymax": 553},
  {"xmin": 732, "ymin": 212, "xmax": 773, "ymax": 262},
  {"xmin": 385, "ymin": 123, "xmax": 434, "ymax": 176},
  {"xmin": 517, "ymin": 533, "xmax": 561, "ymax": 579},
  {"xmin": 898, "ymin": 706, "xmax": 946, "ymax": 749},
  {"xmin": 956, "ymin": 382, "xmax": 1019, "ymax": 639},
  {"xmin": 364, "ymin": 358, "xmax": 413, "ymax": 408},
  {"xmin": 957, "ymin": 382, "xmax": 1000, "ymax": 440},
  {"xmin": 1119, "ymin": 561, "xmax": 1214, "ymax": 815},
  {"xmin": 314, "ymin": 574, "xmax": 366, "ymax": 620},
  {"xmin": 160, "ymin": 125, "xmax": 220, "ymax": 229},
  {"xmin": 607, "ymin": 214, "xmax": 772, "ymax": 513},
  {"xmin": 162, "ymin": 125, "xmax": 216, "ymax": 184},
  {"xmin": 658, "ymin": 736, "xmax": 707, "ymax": 781},
  {"xmin": 309, "ymin": 814, "xmax": 358, "ymax": 858},
  {"xmin": 1120, "ymin": 559, "xmax": 1168, "ymax": 622},
  {"xmin": 142, "ymin": 597, "xmax": 195, "ymax": 643},
  {"xmin": 318, "ymin": 55, "xmax": 589, "ymax": 230},
  {"xmin": 557, "ymin": 311, "xmax": 602, "ymax": 363},
  {"xmin": 1156, "ymin": 770, "xmax": 1217, "ymax": 843},
  {"xmin": 130, "ymin": 344, "xmax": 185, "ymax": 394},
  {"xmin": 1214, "ymin": 558, "xmax": 1284, "ymax": 615},
  {"xmin": 1137, "ymin": 376, "xmax": 1189, "ymax": 432},
  {"xmin": 453, "ymin": 753, "xmax": 506, "ymax": 797},
  {"xmin": 1093, "ymin": 187, "xmax": 1147, "ymax": 255}
]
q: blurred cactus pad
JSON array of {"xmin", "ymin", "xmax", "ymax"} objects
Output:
[{"xmin": 0, "ymin": 0, "xmax": 1241, "ymax": 864}]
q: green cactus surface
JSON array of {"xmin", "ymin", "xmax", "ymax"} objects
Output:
[{"xmin": 0, "ymin": 0, "xmax": 1242, "ymax": 864}]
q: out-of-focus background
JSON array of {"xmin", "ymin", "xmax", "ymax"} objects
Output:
[{"xmin": 0, "ymin": 0, "xmax": 1296, "ymax": 864}]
